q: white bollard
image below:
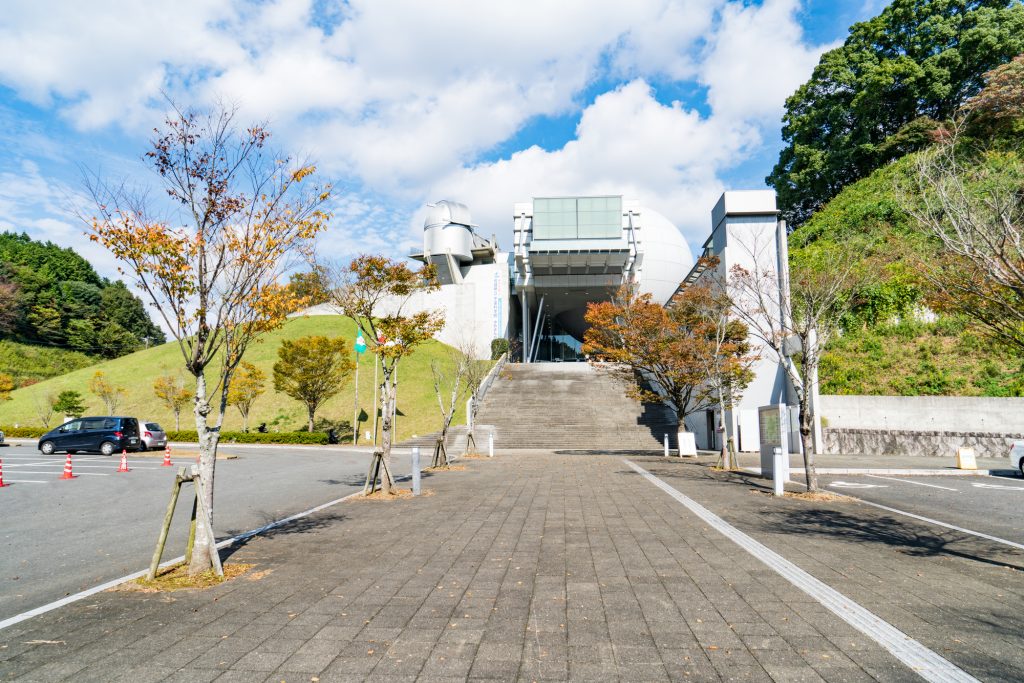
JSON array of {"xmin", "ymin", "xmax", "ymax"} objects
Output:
[
  {"xmin": 773, "ymin": 447, "xmax": 785, "ymax": 497},
  {"xmin": 488, "ymin": 431, "xmax": 494, "ymax": 458},
  {"xmin": 663, "ymin": 433, "xmax": 669, "ymax": 458},
  {"xmin": 411, "ymin": 447, "xmax": 421, "ymax": 496}
]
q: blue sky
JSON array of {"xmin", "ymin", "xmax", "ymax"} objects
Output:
[{"xmin": 0, "ymin": 0, "xmax": 883, "ymax": 281}]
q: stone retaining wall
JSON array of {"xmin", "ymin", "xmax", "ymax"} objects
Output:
[{"xmin": 824, "ymin": 428, "xmax": 1023, "ymax": 458}]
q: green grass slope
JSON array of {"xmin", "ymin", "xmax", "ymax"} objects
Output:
[
  {"xmin": 0, "ymin": 316, "xmax": 474, "ymax": 440},
  {"xmin": 790, "ymin": 152, "xmax": 1024, "ymax": 396}
]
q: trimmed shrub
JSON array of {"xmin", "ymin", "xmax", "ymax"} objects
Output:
[
  {"xmin": 0, "ymin": 426, "xmax": 47, "ymax": 438},
  {"xmin": 490, "ymin": 338, "xmax": 509, "ymax": 360},
  {"xmin": 163, "ymin": 430, "xmax": 338, "ymax": 445}
]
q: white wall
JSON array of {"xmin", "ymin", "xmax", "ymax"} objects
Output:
[
  {"xmin": 297, "ymin": 258, "xmax": 510, "ymax": 360},
  {"xmin": 689, "ymin": 192, "xmax": 788, "ymax": 453},
  {"xmin": 821, "ymin": 395, "xmax": 1024, "ymax": 433}
]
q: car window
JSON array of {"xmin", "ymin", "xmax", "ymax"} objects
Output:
[
  {"xmin": 145, "ymin": 423, "xmax": 163, "ymax": 431},
  {"xmin": 60, "ymin": 420, "xmax": 82, "ymax": 432},
  {"xmin": 101, "ymin": 418, "xmax": 117, "ymax": 430},
  {"xmin": 122, "ymin": 419, "xmax": 139, "ymax": 435},
  {"xmin": 80, "ymin": 419, "xmax": 105, "ymax": 431}
]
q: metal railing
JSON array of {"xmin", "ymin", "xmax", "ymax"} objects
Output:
[
  {"xmin": 477, "ymin": 352, "xmax": 507, "ymax": 404},
  {"xmin": 467, "ymin": 352, "xmax": 508, "ymax": 430}
]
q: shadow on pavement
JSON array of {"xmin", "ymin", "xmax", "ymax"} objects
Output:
[
  {"xmin": 761, "ymin": 508, "xmax": 1024, "ymax": 572},
  {"xmin": 219, "ymin": 511, "xmax": 347, "ymax": 561}
]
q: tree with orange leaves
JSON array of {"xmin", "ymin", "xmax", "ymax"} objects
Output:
[
  {"xmin": 87, "ymin": 103, "xmax": 331, "ymax": 574},
  {"xmin": 322, "ymin": 255, "xmax": 442, "ymax": 494},
  {"xmin": 583, "ymin": 277, "xmax": 752, "ymax": 455}
]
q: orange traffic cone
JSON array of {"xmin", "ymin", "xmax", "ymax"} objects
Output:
[
  {"xmin": 60, "ymin": 453, "xmax": 76, "ymax": 480},
  {"xmin": 117, "ymin": 450, "xmax": 130, "ymax": 473},
  {"xmin": 0, "ymin": 457, "xmax": 8, "ymax": 487},
  {"xmin": 162, "ymin": 445, "xmax": 172, "ymax": 467}
]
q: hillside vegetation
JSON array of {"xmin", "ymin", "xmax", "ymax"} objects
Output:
[
  {"xmin": 0, "ymin": 340, "xmax": 98, "ymax": 386},
  {"xmin": 789, "ymin": 127, "xmax": 1024, "ymax": 397},
  {"xmin": 0, "ymin": 232, "xmax": 164, "ymax": 378},
  {"xmin": 0, "ymin": 315, "xmax": 476, "ymax": 440}
]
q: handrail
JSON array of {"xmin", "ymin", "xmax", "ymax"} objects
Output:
[
  {"xmin": 466, "ymin": 352, "xmax": 507, "ymax": 436},
  {"xmin": 476, "ymin": 352, "xmax": 508, "ymax": 405}
]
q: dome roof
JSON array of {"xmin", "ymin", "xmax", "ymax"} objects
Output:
[
  {"xmin": 636, "ymin": 207, "xmax": 694, "ymax": 305},
  {"xmin": 423, "ymin": 200, "xmax": 473, "ymax": 230}
]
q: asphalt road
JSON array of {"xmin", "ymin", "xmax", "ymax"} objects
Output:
[
  {"xmin": 0, "ymin": 442, "xmax": 413, "ymax": 622},
  {"xmin": 820, "ymin": 471, "xmax": 1024, "ymax": 546}
]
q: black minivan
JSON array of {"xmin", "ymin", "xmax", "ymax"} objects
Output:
[{"xmin": 38, "ymin": 417, "xmax": 141, "ymax": 456}]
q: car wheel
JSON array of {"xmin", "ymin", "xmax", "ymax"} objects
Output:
[
  {"xmin": 137, "ymin": 442, "xmax": 146, "ymax": 452},
  {"xmin": 100, "ymin": 441, "xmax": 116, "ymax": 456},
  {"xmin": 1019, "ymin": 460, "xmax": 1024, "ymax": 478},
  {"xmin": 40, "ymin": 440, "xmax": 55, "ymax": 455}
]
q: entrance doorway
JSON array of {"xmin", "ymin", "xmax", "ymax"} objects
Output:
[{"xmin": 534, "ymin": 317, "xmax": 585, "ymax": 362}]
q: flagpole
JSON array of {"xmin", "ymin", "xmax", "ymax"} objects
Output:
[
  {"xmin": 351, "ymin": 359, "xmax": 359, "ymax": 445},
  {"xmin": 352, "ymin": 332, "xmax": 367, "ymax": 445}
]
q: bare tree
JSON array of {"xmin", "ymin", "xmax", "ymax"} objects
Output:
[
  {"xmin": 429, "ymin": 340, "xmax": 477, "ymax": 467},
  {"xmin": 34, "ymin": 392, "xmax": 56, "ymax": 428},
  {"xmin": 730, "ymin": 235, "xmax": 866, "ymax": 491},
  {"xmin": 463, "ymin": 345, "xmax": 492, "ymax": 455},
  {"xmin": 907, "ymin": 119, "xmax": 1024, "ymax": 351}
]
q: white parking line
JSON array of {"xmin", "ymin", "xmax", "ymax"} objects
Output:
[
  {"xmin": 1, "ymin": 471, "xmax": 110, "ymax": 476},
  {"xmin": 1, "ymin": 479, "xmax": 47, "ymax": 484},
  {"xmin": 5, "ymin": 463, "xmax": 164, "ymax": 470},
  {"xmin": 865, "ymin": 475, "xmax": 959, "ymax": 491},
  {"xmin": 627, "ymin": 460, "xmax": 980, "ymax": 683},
  {"xmin": 853, "ymin": 499, "xmax": 1024, "ymax": 552},
  {"xmin": 0, "ymin": 486, "xmax": 369, "ymax": 632},
  {"xmin": 972, "ymin": 482, "xmax": 1024, "ymax": 491}
]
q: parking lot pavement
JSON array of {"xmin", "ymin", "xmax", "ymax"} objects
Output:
[
  {"xmin": 2, "ymin": 451, "xmax": 1023, "ymax": 682},
  {"xmin": 818, "ymin": 472, "xmax": 1024, "ymax": 547},
  {"xmin": 0, "ymin": 442, "xmax": 410, "ymax": 623}
]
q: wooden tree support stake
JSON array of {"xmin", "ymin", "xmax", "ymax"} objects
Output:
[
  {"xmin": 146, "ymin": 466, "xmax": 223, "ymax": 580},
  {"xmin": 363, "ymin": 448, "xmax": 396, "ymax": 494},
  {"xmin": 431, "ymin": 437, "xmax": 448, "ymax": 468},
  {"xmin": 147, "ymin": 467, "xmax": 188, "ymax": 580}
]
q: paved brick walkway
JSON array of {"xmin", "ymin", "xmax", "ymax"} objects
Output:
[{"xmin": 1, "ymin": 452, "xmax": 1022, "ymax": 682}]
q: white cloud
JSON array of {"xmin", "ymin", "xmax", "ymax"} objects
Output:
[
  {"xmin": 0, "ymin": 160, "xmax": 128, "ymax": 277},
  {"xmin": 0, "ymin": 0, "xmax": 836, "ymax": 264},
  {"xmin": 699, "ymin": 0, "xmax": 834, "ymax": 123},
  {"xmin": 425, "ymin": 80, "xmax": 751, "ymax": 251}
]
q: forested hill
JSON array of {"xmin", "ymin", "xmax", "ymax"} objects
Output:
[
  {"xmin": 769, "ymin": 0, "xmax": 1024, "ymax": 228},
  {"xmin": 0, "ymin": 231, "xmax": 165, "ymax": 363}
]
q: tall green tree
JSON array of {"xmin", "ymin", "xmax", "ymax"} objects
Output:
[
  {"xmin": 768, "ymin": 0, "xmax": 1024, "ymax": 227},
  {"xmin": 273, "ymin": 336, "xmax": 355, "ymax": 432}
]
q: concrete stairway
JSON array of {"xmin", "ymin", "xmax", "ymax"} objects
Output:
[
  {"xmin": 398, "ymin": 426, "xmax": 469, "ymax": 454},
  {"xmin": 472, "ymin": 362, "xmax": 678, "ymax": 451}
]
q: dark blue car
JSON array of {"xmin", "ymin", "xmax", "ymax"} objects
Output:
[{"xmin": 38, "ymin": 416, "xmax": 141, "ymax": 456}]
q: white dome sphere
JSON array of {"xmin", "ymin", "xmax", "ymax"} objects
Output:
[{"xmin": 636, "ymin": 208, "xmax": 693, "ymax": 305}]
